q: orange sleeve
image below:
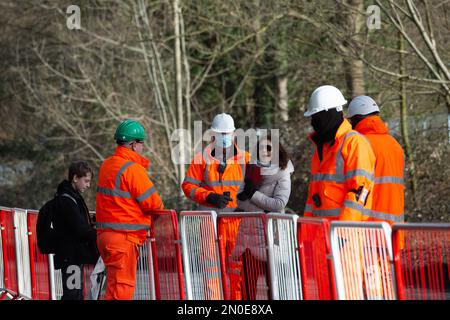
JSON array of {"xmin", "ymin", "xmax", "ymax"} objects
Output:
[
  {"xmin": 124, "ymin": 164, "xmax": 164, "ymax": 213},
  {"xmin": 303, "ymin": 183, "xmax": 314, "ymax": 217},
  {"xmin": 181, "ymin": 153, "xmax": 213, "ymax": 206},
  {"xmin": 340, "ymin": 134, "xmax": 375, "ymax": 221}
]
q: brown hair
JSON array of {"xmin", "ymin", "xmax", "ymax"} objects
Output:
[
  {"xmin": 276, "ymin": 141, "xmax": 290, "ymax": 170},
  {"xmin": 68, "ymin": 161, "xmax": 94, "ymax": 181},
  {"xmin": 259, "ymin": 134, "xmax": 290, "ymax": 170}
]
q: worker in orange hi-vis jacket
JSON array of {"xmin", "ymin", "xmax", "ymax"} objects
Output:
[
  {"xmin": 96, "ymin": 119, "xmax": 164, "ymax": 300},
  {"xmin": 303, "ymin": 86, "xmax": 375, "ymax": 222},
  {"xmin": 348, "ymin": 96, "xmax": 405, "ymax": 226},
  {"xmin": 182, "ymin": 113, "xmax": 250, "ymax": 300},
  {"xmin": 303, "ymin": 86, "xmax": 376, "ymax": 300},
  {"xmin": 348, "ymin": 96, "xmax": 406, "ymax": 299}
]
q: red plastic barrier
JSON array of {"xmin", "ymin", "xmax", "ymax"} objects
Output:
[
  {"xmin": 27, "ymin": 210, "xmax": 51, "ymax": 300},
  {"xmin": 0, "ymin": 208, "xmax": 19, "ymax": 293},
  {"xmin": 217, "ymin": 213, "xmax": 270, "ymax": 300},
  {"xmin": 393, "ymin": 223, "xmax": 450, "ymax": 300},
  {"xmin": 0, "ymin": 288, "xmax": 28, "ymax": 300},
  {"xmin": 297, "ymin": 218, "xmax": 336, "ymax": 300},
  {"xmin": 150, "ymin": 210, "xmax": 185, "ymax": 300},
  {"xmin": 83, "ymin": 264, "xmax": 105, "ymax": 300}
]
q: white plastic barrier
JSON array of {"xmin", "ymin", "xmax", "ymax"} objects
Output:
[
  {"xmin": 51, "ymin": 241, "xmax": 156, "ymax": 300},
  {"xmin": 180, "ymin": 211, "xmax": 223, "ymax": 300},
  {"xmin": 330, "ymin": 221, "xmax": 397, "ymax": 300},
  {"xmin": 52, "ymin": 265, "xmax": 63, "ymax": 300},
  {"xmin": 0, "ymin": 288, "xmax": 29, "ymax": 300},
  {"xmin": 133, "ymin": 238, "xmax": 156, "ymax": 300},
  {"xmin": 266, "ymin": 213, "xmax": 302, "ymax": 300},
  {"xmin": 13, "ymin": 208, "xmax": 32, "ymax": 299},
  {"xmin": 0, "ymin": 211, "xmax": 4, "ymax": 289}
]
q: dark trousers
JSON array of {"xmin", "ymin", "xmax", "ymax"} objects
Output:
[
  {"xmin": 241, "ymin": 249, "xmax": 269, "ymax": 300},
  {"xmin": 61, "ymin": 264, "xmax": 84, "ymax": 300}
]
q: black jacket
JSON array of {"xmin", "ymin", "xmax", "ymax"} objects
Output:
[{"xmin": 52, "ymin": 180, "xmax": 99, "ymax": 269}]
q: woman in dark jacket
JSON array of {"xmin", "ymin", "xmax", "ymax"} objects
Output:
[{"xmin": 52, "ymin": 161, "xmax": 99, "ymax": 300}]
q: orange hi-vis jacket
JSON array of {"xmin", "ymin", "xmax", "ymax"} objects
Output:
[
  {"xmin": 304, "ymin": 119, "xmax": 376, "ymax": 221},
  {"xmin": 96, "ymin": 146, "xmax": 164, "ymax": 244},
  {"xmin": 354, "ymin": 116, "xmax": 405, "ymax": 225},
  {"xmin": 182, "ymin": 143, "xmax": 250, "ymax": 211}
]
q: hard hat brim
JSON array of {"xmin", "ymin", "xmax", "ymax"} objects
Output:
[
  {"xmin": 211, "ymin": 127, "xmax": 236, "ymax": 133},
  {"xmin": 304, "ymin": 104, "xmax": 345, "ymax": 117},
  {"xmin": 304, "ymin": 110, "xmax": 314, "ymax": 117}
]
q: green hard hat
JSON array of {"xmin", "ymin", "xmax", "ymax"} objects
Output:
[{"xmin": 114, "ymin": 119, "xmax": 146, "ymax": 142}]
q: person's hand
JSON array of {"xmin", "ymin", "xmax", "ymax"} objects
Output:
[
  {"xmin": 237, "ymin": 190, "xmax": 248, "ymax": 201},
  {"xmin": 243, "ymin": 178, "xmax": 257, "ymax": 198},
  {"xmin": 206, "ymin": 193, "xmax": 232, "ymax": 209}
]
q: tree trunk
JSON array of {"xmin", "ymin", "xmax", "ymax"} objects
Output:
[
  {"xmin": 348, "ymin": 58, "xmax": 365, "ymax": 97},
  {"xmin": 399, "ymin": 31, "xmax": 419, "ymax": 210},
  {"xmin": 174, "ymin": 0, "xmax": 185, "ymax": 193},
  {"xmin": 277, "ymin": 75, "xmax": 289, "ymax": 122},
  {"xmin": 252, "ymin": 0, "xmax": 268, "ymax": 128},
  {"xmin": 342, "ymin": 0, "xmax": 366, "ymax": 97}
]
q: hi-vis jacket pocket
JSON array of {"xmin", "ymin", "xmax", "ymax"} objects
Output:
[{"xmin": 321, "ymin": 184, "xmax": 346, "ymax": 206}]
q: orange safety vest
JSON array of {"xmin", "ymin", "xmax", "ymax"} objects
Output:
[
  {"xmin": 354, "ymin": 116, "xmax": 405, "ymax": 225},
  {"xmin": 182, "ymin": 143, "xmax": 249, "ymax": 299},
  {"xmin": 181, "ymin": 143, "xmax": 250, "ymax": 210},
  {"xmin": 96, "ymin": 146, "xmax": 164, "ymax": 244},
  {"xmin": 304, "ymin": 119, "xmax": 376, "ymax": 221}
]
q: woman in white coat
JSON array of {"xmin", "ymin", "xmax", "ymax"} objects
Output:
[
  {"xmin": 233, "ymin": 136, "xmax": 294, "ymax": 299},
  {"xmin": 236, "ymin": 138, "xmax": 294, "ymax": 213}
]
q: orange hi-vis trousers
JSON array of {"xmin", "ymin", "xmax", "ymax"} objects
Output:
[
  {"xmin": 224, "ymin": 218, "xmax": 242, "ymax": 300},
  {"xmin": 97, "ymin": 231, "xmax": 139, "ymax": 300}
]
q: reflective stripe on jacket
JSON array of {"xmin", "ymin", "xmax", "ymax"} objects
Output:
[
  {"xmin": 354, "ymin": 116, "xmax": 405, "ymax": 225},
  {"xmin": 304, "ymin": 119, "xmax": 376, "ymax": 221},
  {"xmin": 96, "ymin": 146, "xmax": 164, "ymax": 243},
  {"xmin": 181, "ymin": 143, "xmax": 250, "ymax": 209}
]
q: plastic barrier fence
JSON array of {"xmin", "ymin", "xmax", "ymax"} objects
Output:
[
  {"xmin": 330, "ymin": 221, "xmax": 396, "ymax": 300},
  {"xmin": 266, "ymin": 213, "xmax": 302, "ymax": 300},
  {"xmin": 13, "ymin": 208, "xmax": 32, "ymax": 298},
  {"xmin": 150, "ymin": 210, "xmax": 185, "ymax": 300},
  {"xmin": 297, "ymin": 218, "xmax": 336, "ymax": 300},
  {"xmin": 83, "ymin": 264, "xmax": 94, "ymax": 300},
  {"xmin": 180, "ymin": 211, "xmax": 223, "ymax": 300},
  {"xmin": 218, "ymin": 212, "xmax": 270, "ymax": 300},
  {"xmin": 134, "ymin": 238, "xmax": 156, "ymax": 300},
  {"xmin": 0, "ymin": 207, "xmax": 19, "ymax": 294},
  {"xmin": 83, "ymin": 263, "xmax": 107, "ymax": 300},
  {"xmin": 52, "ymin": 265, "xmax": 63, "ymax": 300},
  {"xmin": 88, "ymin": 241, "xmax": 155, "ymax": 300},
  {"xmin": 393, "ymin": 223, "xmax": 450, "ymax": 300},
  {"xmin": 3, "ymin": 202, "xmax": 450, "ymax": 301},
  {"xmin": 0, "ymin": 208, "xmax": 7, "ymax": 289},
  {"xmin": 27, "ymin": 210, "xmax": 52, "ymax": 300},
  {"xmin": 0, "ymin": 288, "xmax": 29, "ymax": 300}
]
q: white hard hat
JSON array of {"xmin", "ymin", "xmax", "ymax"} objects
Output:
[
  {"xmin": 211, "ymin": 113, "xmax": 236, "ymax": 133},
  {"xmin": 348, "ymin": 95, "xmax": 380, "ymax": 118},
  {"xmin": 304, "ymin": 85, "xmax": 347, "ymax": 117}
]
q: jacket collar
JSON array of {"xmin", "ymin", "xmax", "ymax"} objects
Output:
[
  {"xmin": 203, "ymin": 143, "xmax": 245, "ymax": 164},
  {"xmin": 114, "ymin": 146, "xmax": 150, "ymax": 169},
  {"xmin": 354, "ymin": 115, "xmax": 388, "ymax": 135},
  {"xmin": 56, "ymin": 179, "xmax": 80, "ymax": 199},
  {"xmin": 308, "ymin": 118, "xmax": 353, "ymax": 147}
]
